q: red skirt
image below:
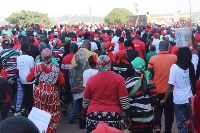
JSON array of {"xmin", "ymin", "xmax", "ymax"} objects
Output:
[{"xmin": 33, "ymin": 83, "xmax": 60, "ymax": 131}]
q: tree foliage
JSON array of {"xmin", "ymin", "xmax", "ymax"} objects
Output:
[
  {"xmin": 104, "ymin": 8, "xmax": 132, "ymax": 25},
  {"xmin": 6, "ymin": 10, "xmax": 53, "ymax": 28}
]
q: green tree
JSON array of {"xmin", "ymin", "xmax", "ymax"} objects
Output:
[
  {"xmin": 104, "ymin": 8, "xmax": 132, "ymax": 25},
  {"xmin": 6, "ymin": 10, "xmax": 53, "ymax": 28}
]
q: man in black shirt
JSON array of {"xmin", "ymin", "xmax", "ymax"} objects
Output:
[
  {"xmin": 124, "ymin": 39, "xmax": 139, "ymax": 64},
  {"xmin": 28, "ymin": 36, "xmax": 40, "ymax": 59}
]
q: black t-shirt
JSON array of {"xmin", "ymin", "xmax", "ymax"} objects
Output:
[
  {"xmin": 29, "ymin": 45, "xmax": 40, "ymax": 59},
  {"xmin": 111, "ymin": 62, "xmax": 135, "ymax": 80},
  {"xmin": 126, "ymin": 49, "xmax": 139, "ymax": 64}
]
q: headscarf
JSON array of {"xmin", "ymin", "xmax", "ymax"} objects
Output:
[
  {"xmin": 52, "ymin": 38, "xmax": 62, "ymax": 47},
  {"xmin": 131, "ymin": 57, "xmax": 151, "ymax": 84},
  {"xmin": 65, "ymin": 37, "xmax": 70, "ymax": 43},
  {"xmin": 118, "ymin": 37, "xmax": 125, "ymax": 50},
  {"xmin": 41, "ymin": 48, "xmax": 52, "ymax": 64},
  {"xmin": 97, "ymin": 55, "xmax": 111, "ymax": 72},
  {"xmin": 114, "ymin": 50, "xmax": 130, "ymax": 65},
  {"xmin": 176, "ymin": 47, "xmax": 196, "ymax": 95}
]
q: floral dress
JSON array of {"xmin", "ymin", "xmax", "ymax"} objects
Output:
[{"xmin": 27, "ymin": 63, "xmax": 65, "ymax": 132}]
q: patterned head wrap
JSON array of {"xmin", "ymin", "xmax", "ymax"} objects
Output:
[
  {"xmin": 52, "ymin": 38, "xmax": 62, "ymax": 47},
  {"xmin": 97, "ymin": 55, "xmax": 111, "ymax": 72},
  {"xmin": 41, "ymin": 48, "xmax": 52, "ymax": 64}
]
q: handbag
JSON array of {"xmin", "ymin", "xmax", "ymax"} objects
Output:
[{"xmin": 34, "ymin": 65, "xmax": 47, "ymax": 85}]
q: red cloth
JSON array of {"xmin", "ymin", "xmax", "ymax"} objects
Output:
[
  {"xmin": 195, "ymin": 80, "xmax": 200, "ymax": 133},
  {"xmin": 94, "ymin": 33, "xmax": 99, "ymax": 38},
  {"xmin": 132, "ymin": 40, "xmax": 145, "ymax": 60},
  {"xmin": 57, "ymin": 29, "xmax": 61, "ymax": 34},
  {"xmin": 106, "ymin": 52, "xmax": 115, "ymax": 63},
  {"xmin": 92, "ymin": 122, "xmax": 123, "ymax": 133},
  {"xmin": 126, "ymin": 46, "xmax": 133, "ymax": 51},
  {"xmin": 49, "ymin": 34, "xmax": 54, "ymax": 42},
  {"xmin": 84, "ymin": 71, "xmax": 128, "ymax": 114},
  {"xmin": 161, "ymin": 31, "xmax": 167, "ymax": 36},
  {"xmin": 89, "ymin": 31, "xmax": 94, "ymax": 38},
  {"xmin": 0, "ymin": 70, "xmax": 10, "ymax": 103},
  {"xmin": 114, "ymin": 50, "xmax": 130, "ymax": 65},
  {"xmin": 102, "ymin": 34, "xmax": 109, "ymax": 41},
  {"xmin": 171, "ymin": 45, "xmax": 179, "ymax": 55},
  {"xmin": 118, "ymin": 41, "xmax": 125, "ymax": 51},
  {"xmin": 61, "ymin": 54, "xmax": 75, "ymax": 71},
  {"xmin": 153, "ymin": 33, "xmax": 160, "ymax": 39},
  {"xmin": 26, "ymin": 63, "xmax": 65, "ymax": 86},
  {"xmin": 34, "ymin": 37, "xmax": 39, "ymax": 47},
  {"xmin": 195, "ymin": 34, "xmax": 200, "ymax": 42}
]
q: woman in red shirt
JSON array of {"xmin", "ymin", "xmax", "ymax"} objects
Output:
[
  {"xmin": 27, "ymin": 48, "xmax": 65, "ymax": 133},
  {"xmin": 82, "ymin": 55, "xmax": 130, "ymax": 133}
]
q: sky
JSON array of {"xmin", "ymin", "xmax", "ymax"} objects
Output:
[{"xmin": 0, "ymin": 0, "xmax": 200, "ymax": 19}]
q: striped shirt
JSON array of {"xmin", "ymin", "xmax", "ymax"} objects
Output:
[
  {"xmin": 125, "ymin": 75, "xmax": 158, "ymax": 132},
  {"xmin": 52, "ymin": 48, "xmax": 64, "ymax": 67},
  {"xmin": 0, "ymin": 48, "xmax": 20, "ymax": 80}
]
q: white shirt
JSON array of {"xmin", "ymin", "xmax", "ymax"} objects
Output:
[
  {"xmin": 91, "ymin": 42, "xmax": 98, "ymax": 52},
  {"xmin": 152, "ymin": 39, "xmax": 161, "ymax": 53},
  {"xmin": 83, "ymin": 68, "xmax": 98, "ymax": 87},
  {"xmin": 111, "ymin": 36, "xmax": 120, "ymax": 54},
  {"xmin": 17, "ymin": 55, "xmax": 34, "ymax": 84},
  {"xmin": 168, "ymin": 54, "xmax": 199, "ymax": 104}
]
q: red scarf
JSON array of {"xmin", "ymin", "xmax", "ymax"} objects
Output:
[
  {"xmin": 114, "ymin": 50, "xmax": 130, "ymax": 65},
  {"xmin": 126, "ymin": 46, "xmax": 133, "ymax": 51}
]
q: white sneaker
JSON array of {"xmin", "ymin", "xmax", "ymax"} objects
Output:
[{"xmin": 14, "ymin": 112, "xmax": 22, "ymax": 116}]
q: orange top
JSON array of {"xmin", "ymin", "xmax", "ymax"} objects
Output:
[{"xmin": 148, "ymin": 51, "xmax": 177, "ymax": 93}]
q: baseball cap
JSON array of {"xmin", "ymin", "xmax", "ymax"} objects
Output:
[{"xmin": 104, "ymin": 41, "xmax": 115, "ymax": 50}]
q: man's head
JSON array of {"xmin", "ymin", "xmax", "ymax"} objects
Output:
[
  {"xmin": 4, "ymin": 25, "xmax": 8, "ymax": 30},
  {"xmin": 84, "ymin": 32, "xmax": 90, "ymax": 40},
  {"xmin": 159, "ymin": 41, "xmax": 169, "ymax": 52},
  {"xmin": 150, "ymin": 45, "xmax": 156, "ymax": 52},
  {"xmin": 115, "ymin": 29, "xmax": 121, "ymax": 37},
  {"xmin": 82, "ymin": 40, "xmax": 91, "ymax": 51},
  {"xmin": 69, "ymin": 42, "xmax": 78, "ymax": 54},
  {"xmin": 0, "ymin": 116, "xmax": 39, "ymax": 133},
  {"xmin": 58, "ymin": 34, "xmax": 65, "ymax": 43},
  {"xmin": 88, "ymin": 55, "xmax": 97, "ymax": 68},
  {"xmin": 26, "ymin": 27, "xmax": 34, "ymax": 36},
  {"xmin": 2, "ymin": 34, "xmax": 8, "ymax": 41},
  {"xmin": 27, "ymin": 36, "xmax": 35, "ymax": 45},
  {"xmin": 75, "ymin": 50, "xmax": 86, "ymax": 66},
  {"xmin": 41, "ymin": 37, "xmax": 49, "ymax": 46},
  {"xmin": 21, "ymin": 43, "xmax": 30, "ymax": 54}
]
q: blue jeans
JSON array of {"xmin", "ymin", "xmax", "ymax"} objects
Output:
[
  {"xmin": 69, "ymin": 99, "xmax": 79, "ymax": 122},
  {"xmin": 174, "ymin": 103, "xmax": 192, "ymax": 133}
]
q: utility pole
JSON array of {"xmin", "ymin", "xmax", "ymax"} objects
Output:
[
  {"xmin": 189, "ymin": 0, "xmax": 192, "ymax": 22},
  {"xmin": 90, "ymin": 6, "xmax": 92, "ymax": 24}
]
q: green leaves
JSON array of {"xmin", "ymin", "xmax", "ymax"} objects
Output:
[
  {"xmin": 6, "ymin": 10, "xmax": 53, "ymax": 28},
  {"xmin": 104, "ymin": 8, "xmax": 133, "ymax": 25}
]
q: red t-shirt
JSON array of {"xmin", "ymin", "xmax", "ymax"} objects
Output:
[
  {"xmin": 61, "ymin": 54, "xmax": 75, "ymax": 71},
  {"xmin": 84, "ymin": 71, "xmax": 128, "ymax": 114},
  {"xmin": 132, "ymin": 40, "xmax": 145, "ymax": 59},
  {"xmin": 106, "ymin": 52, "xmax": 115, "ymax": 63}
]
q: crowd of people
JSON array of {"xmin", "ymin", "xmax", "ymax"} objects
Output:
[{"xmin": 0, "ymin": 21, "xmax": 200, "ymax": 133}]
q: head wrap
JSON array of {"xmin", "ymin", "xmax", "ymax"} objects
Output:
[
  {"xmin": 134, "ymin": 34, "xmax": 140, "ymax": 38},
  {"xmin": 65, "ymin": 37, "xmax": 70, "ymax": 43},
  {"xmin": 97, "ymin": 55, "xmax": 111, "ymax": 72},
  {"xmin": 177, "ymin": 47, "xmax": 195, "ymax": 95},
  {"xmin": 118, "ymin": 37, "xmax": 125, "ymax": 50},
  {"xmin": 21, "ymin": 30, "xmax": 26, "ymax": 36},
  {"xmin": 41, "ymin": 48, "xmax": 52, "ymax": 64},
  {"xmin": 104, "ymin": 41, "xmax": 115, "ymax": 51},
  {"xmin": 114, "ymin": 50, "xmax": 129, "ymax": 65},
  {"xmin": 153, "ymin": 33, "xmax": 160, "ymax": 39},
  {"xmin": 131, "ymin": 57, "xmax": 151, "ymax": 84}
]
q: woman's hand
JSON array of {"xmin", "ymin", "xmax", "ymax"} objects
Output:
[{"xmin": 124, "ymin": 117, "xmax": 131, "ymax": 128}]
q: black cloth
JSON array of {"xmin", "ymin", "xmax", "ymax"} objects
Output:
[
  {"xmin": 29, "ymin": 45, "xmax": 40, "ymax": 59},
  {"xmin": 21, "ymin": 84, "xmax": 33, "ymax": 113},
  {"xmin": 154, "ymin": 93, "xmax": 174, "ymax": 133},
  {"xmin": 0, "ymin": 77, "xmax": 12, "ymax": 104},
  {"xmin": 176, "ymin": 47, "xmax": 196, "ymax": 95},
  {"xmin": 126, "ymin": 49, "xmax": 139, "ymax": 64},
  {"xmin": 111, "ymin": 62, "xmax": 135, "ymax": 80}
]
